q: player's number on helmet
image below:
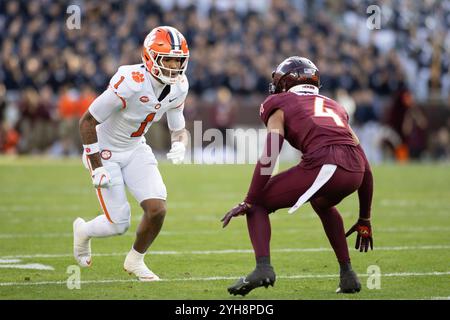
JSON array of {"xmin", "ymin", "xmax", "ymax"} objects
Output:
[{"xmin": 313, "ymin": 97, "xmax": 344, "ymax": 127}]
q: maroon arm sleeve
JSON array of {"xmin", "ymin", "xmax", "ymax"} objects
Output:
[
  {"xmin": 357, "ymin": 144, "xmax": 373, "ymax": 220},
  {"xmin": 245, "ymin": 132, "xmax": 284, "ymax": 205}
]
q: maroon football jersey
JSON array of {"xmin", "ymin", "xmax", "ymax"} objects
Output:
[{"xmin": 260, "ymin": 91, "xmax": 365, "ymax": 172}]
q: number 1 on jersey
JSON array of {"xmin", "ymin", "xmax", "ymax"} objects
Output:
[
  {"xmin": 314, "ymin": 97, "xmax": 344, "ymax": 127},
  {"xmin": 113, "ymin": 76, "xmax": 125, "ymax": 89},
  {"xmin": 131, "ymin": 112, "xmax": 156, "ymax": 137}
]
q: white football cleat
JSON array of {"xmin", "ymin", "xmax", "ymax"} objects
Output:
[
  {"xmin": 124, "ymin": 251, "xmax": 160, "ymax": 282},
  {"xmin": 73, "ymin": 218, "xmax": 92, "ymax": 267}
]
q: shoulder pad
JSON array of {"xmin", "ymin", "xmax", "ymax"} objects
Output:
[
  {"xmin": 175, "ymin": 74, "xmax": 189, "ymax": 94},
  {"xmin": 260, "ymin": 94, "xmax": 287, "ymax": 125},
  {"xmin": 109, "ymin": 64, "xmax": 145, "ymax": 99}
]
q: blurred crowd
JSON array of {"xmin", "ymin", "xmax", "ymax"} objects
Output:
[{"xmin": 0, "ymin": 0, "xmax": 449, "ymax": 161}]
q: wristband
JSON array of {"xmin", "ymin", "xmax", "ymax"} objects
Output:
[{"xmin": 83, "ymin": 143, "xmax": 100, "ymax": 155}]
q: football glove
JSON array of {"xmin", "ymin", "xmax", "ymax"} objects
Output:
[
  {"xmin": 167, "ymin": 141, "xmax": 186, "ymax": 164},
  {"xmin": 345, "ymin": 219, "xmax": 373, "ymax": 252},
  {"xmin": 221, "ymin": 202, "xmax": 251, "ymax": 228},
  {"xmin": 91, "ymin": 167, "xmax": 112, "ymax": 189}
]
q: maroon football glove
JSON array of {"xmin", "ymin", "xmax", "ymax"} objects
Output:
[
  {"xmin": 345, "ymin": 219, "xmax": 373, "ymax": 252},
  {"xmin": 221, "ymin": 202, "xmax": 251, "ymax": 228}
]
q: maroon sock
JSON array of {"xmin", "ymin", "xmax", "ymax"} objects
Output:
[
  {"xmin": 246, "ymin": 205, "xmax": 271, "ymax": 259},
  {"xmin": 311, "ymin": 201, "xmax": 350, "ymax": 263}
]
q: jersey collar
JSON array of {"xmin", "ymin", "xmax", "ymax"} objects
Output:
[
  {"xmin": 288, "ymin": 84, "xmax": 319, "ymax": 95},
  {"xmin": 148, "ymin": 70, "xmax": 167, "ymax": 93}
]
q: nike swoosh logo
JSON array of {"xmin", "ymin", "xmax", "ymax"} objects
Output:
[{"xmin": 169, "ymin": 97, "xmax": 178, "ymax": 103}]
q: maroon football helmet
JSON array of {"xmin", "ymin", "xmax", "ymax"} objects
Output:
[{"xmin": 269, "ymin": 56, "xmax": 320, "ymax": 94}]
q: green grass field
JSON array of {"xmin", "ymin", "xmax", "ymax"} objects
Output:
[{"xmin": 0, "ymin": 157, "xmax": 449, "ymax": 300}]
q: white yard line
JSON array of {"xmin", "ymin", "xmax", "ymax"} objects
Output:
[
  {"xmin": 0, "ymin": 259, "xmax": 21, "ymax": 263},
  {"xmin": 0, "ymin": 259, "xmax": 54, "ymax": 270},
  {"xmin": 0, "ymin": 205, "xmax": 87, "ymax": 212},
  {"xmin": 0, "ymin": 271, "xmax": 449, "ymax": 287},
  {"xmin": 1, "ymin": 226, "xmax": 449, "ymax": 239},
  {"xmin": 1, "ymin": 245, "xmax": 449, "ymax": 260},
  {"xmin": 379, "ymin": 199, "xmax": 450, "ymax": 209},
  {"xmin": 0, "ymin": 263, "xmax": 54, "ymax": 271}
]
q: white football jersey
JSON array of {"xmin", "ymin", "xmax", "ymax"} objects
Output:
[{"xmin": 89, "ymin": 64, "xmax": 188, "ymax": 151}]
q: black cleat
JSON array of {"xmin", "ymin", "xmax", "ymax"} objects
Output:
[
  {"xmin": 228, "ymin": 265, "xmax": 276, "ymax": 296},
  {"xmin": 336, "ymin": 269, "xmax": 361, "ymax": 294}
]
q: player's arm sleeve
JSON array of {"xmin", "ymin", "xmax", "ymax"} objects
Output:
[
  {"xmin": 88, "ymin": 88, "xmax": 123, "ymax": 123},
  {"xmin": 89, "ymin": 67, "xmax": 138, "ymax": 123},
  {"xmin": 245, "ymin": 131, "xmax": 285, "ymax": 205},
  {"xmin": 357, "ymin": 144, "xmax": 373, "ymax": 220},
  {"xmin": 166, "ymin": 103, "xmax": 186, "ymax": 131}
]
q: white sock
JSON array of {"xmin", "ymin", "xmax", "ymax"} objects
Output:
[
  {"xmin": 85, "ymin": 215, "xmax": 120, "ymax": 238},
  {"xmin": 128, "ymin": 246, "xmax": 146, "ymax": 262}
]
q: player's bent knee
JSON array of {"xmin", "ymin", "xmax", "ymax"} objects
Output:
[
  {"xmin": 111, "ymin": 202, "xmax": 131, "ymax": 235},
  {"xmin": 311, "ymin": 197, "xmax": 337, "ymax": 211},
  {"xmin": 146, "ymin": 205, "xmax": 166, "ymax": 220},
  {"xmin": 142, "ymin": 200, "xmax": 166, "ymax": 221},
  {"xmin": 113, "ymin": 221, "xmax": 130, "ymax": 235}
]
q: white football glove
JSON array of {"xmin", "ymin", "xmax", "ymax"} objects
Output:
[
  {"xmin": 167, "ymin": 141, "xmax": 186, "ymax": 164},
  {"xmin": 91, "ymin": 167, "xmax": 112, "ymax": 188}
]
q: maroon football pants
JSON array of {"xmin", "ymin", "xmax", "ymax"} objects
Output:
[{"xmin": 246, "ymin": 164, "xmax": 364, "ymax": 264}]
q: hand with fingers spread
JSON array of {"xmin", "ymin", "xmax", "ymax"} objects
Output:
[
  {"xmin": 345, "ymin": 218, "xmax": 373, "ymax": 252},
  {"xmin": 221, "ymin": 202, "xmax": 251, "ymax": 228}
]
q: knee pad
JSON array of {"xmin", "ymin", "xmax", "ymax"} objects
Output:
[{"xmin": 111, "ymin": 202, "xmax": 131, "ymax": 235}]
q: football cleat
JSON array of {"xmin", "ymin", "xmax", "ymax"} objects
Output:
[
  {"xmin": 336, "ymin": 269, "xmax": 361, "ymax": 294},
  {"xmin": 73, "ymin": 218, "xmax": 92, "ymax": 267},
  {"xmin": 123, "ymin": 253, "xmax": 160, "ymax": 282},
  {"xmin": 228, "ymin": 265, "xmax": 276, "ymax": 296}
]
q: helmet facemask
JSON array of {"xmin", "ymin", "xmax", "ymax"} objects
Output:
[
  {"xmin": 148, "ymin": 52, "xmax": 189, "ymax": 85},
  {"xmin": 141, "ymin": 26, "xmax": 190, "ymax": 85}
]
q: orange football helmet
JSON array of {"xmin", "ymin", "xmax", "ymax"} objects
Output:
[{"xmin": 142, "ymin": 26, "xmax": 189, "ymax": 85}]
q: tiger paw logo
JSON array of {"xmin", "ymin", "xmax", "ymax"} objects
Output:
[
  {"xmin": 100, "ymin": 150, "xmax": 112, "ymax": 160},
  {"xmin": 132, "ymin": 72, "xmax": 145, "ymax": 83}
]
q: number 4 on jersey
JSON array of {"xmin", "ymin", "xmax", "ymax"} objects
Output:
[{"xmin": 314, "ymin": 97, "xmax": 344, "ymax": 127}]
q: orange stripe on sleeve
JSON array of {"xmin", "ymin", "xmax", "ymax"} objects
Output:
[
  {"xmin": 108, "ymin": 85, "xmax": 127, "ymax": 109},
  {"xmin": 116, "ymin": 93, "xmax": 126, "ymax": 109}
]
